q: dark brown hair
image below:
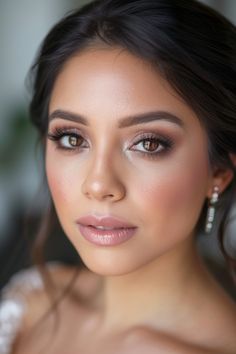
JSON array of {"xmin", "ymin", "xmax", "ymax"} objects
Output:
[{"xmin": 29, "ymin": 0, "xmax": 236, "ymax": 291}]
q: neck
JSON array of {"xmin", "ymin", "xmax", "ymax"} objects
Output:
[{"xmin": 98, "ymin": 236, "xmax": 209, "ymax": 334}]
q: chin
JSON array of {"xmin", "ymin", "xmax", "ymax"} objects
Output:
[
  {"xmin": 76, "ymin": 247, "xmax": 163, "ymax": 277},
  {"xmin": 78, "ymin": 254, "xmax": 139, "ymax": 276}
]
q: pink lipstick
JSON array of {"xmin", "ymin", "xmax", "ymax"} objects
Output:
[{"xmin": 76, "ymin": 215, "xmax": 137, "ymax": 246}]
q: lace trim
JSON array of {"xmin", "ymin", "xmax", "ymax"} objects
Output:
[{"xmin": 0, "ymin": 262, "xmax": 60, "ymax": 354}]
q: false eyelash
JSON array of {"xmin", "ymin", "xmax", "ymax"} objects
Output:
[
  {"xmin": 133, "ymin": 132, "xmax": 173, "ymax": 149},
  {"xmin": 47, "ymin": 126, "xmax": 175, "ymax": 159},
  {"xmin": 47, "ymin": 126, "xmax": 81, "ymax": 140},
  {"xmin": 47, "ymin": 126, "xmax": 87, "ymax": 151},
  {"xmin": 131, "ymin": 132, "xmax": 174, "ymax": 159}
]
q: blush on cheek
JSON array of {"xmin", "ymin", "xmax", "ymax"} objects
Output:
[
  {"xmin": 136, "ymin": 163, "xmax": 208, "ymax": 240},
  {"xmin": 46, "ymin": 170, "xmax": 72, "ymax": 206},
  {"xmin": 45, "ymin": 153, "xmax": 81, "ymax": 205},
  {"xmin": 46, "ymin": 156, "xmax": 66, "ymax": 200}
]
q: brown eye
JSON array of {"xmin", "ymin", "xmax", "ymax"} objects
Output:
[
  {"xmin": 69, "ymin": 136, "xmax": 81, "ymax": 147},
  {"xmin": 47, "ymin": 127, "xmax": 90, "ymax": 152},
  {"xmin": 59, "ymin": 134, "xmax": 85, "ymax": 149},
  {"xmin": 134, "ymin": 137, "xmax": 164, "ymax": 154},
  {"xmin": 143, "ymin": 139, "xmax": 160, "ymax": 152},
  {"xmin": 129, "ymin": 133, "xmax": 174, "ymax": 159}
]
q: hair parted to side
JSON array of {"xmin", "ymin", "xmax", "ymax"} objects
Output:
[{"xmin": 28, "ymin": 0, "xmax": 236, "ymax": 282}]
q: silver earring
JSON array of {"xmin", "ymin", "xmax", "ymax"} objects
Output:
[{"xmin": 205, "ymin": 185, "xmax": 220, "ymax": 234}]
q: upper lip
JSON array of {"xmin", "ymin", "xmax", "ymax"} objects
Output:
[{"xmin": 76, "ymin": 215, "xmax": 137, "ymax": 229}]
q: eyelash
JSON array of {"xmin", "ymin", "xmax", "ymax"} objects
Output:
[
  {"xmin": 47, "ymin": 126, "xmax": 174, "ymax": 160},
  {"xmin": 131, "ymin": 133, "xmax": 174, "ymax": 159},
  {"xmin": 48, "ymin": 127, "xmax": 89, "ymax": 150}
]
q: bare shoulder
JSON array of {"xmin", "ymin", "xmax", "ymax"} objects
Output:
[
  {"xmin": 126, "ymin": 287, "xmax": 236, "ymax": 354},
  {"xmin": 125, "ymin": 326, "xmax": 236, "ymax": 354},
  {"xmin": 12, "ymin": 263, "xmax": 102, "ymax": 353},
  {"xmin": 19, "ymin": 263, "xmax": 101, "ymax": 329}
]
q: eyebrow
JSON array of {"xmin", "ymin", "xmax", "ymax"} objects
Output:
[{"xmin": 49, "ymin": 109, "xmax": 184, "ymax": 129}]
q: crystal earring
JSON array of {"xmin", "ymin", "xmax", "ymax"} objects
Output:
[{"xmin": 205, "ymin": 185, "xmax": 220, "ymax": 234}]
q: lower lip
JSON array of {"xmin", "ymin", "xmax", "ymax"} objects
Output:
[{"xmin": 77, "ymin": 224, "xmax": 137, "ymax": 246}]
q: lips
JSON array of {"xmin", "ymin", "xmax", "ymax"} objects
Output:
[
  {"xmin": 76, "ymin": 215, "xmax": 137, "ymax": 246},
  {"xmin": 76, "ymin": 214, "xmax": 137, "ymax": 229}
]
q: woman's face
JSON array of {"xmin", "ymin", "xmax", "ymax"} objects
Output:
[{"xmin": 46, "ymin": 47, "xmax": 212, "ymax": 275}]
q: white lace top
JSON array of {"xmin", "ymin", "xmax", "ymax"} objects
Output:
[{"xmin": 0, "ymin": 263, "xmax": 59, "ymax": 354}]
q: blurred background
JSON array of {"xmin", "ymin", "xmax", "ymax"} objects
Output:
[{"xmin": 0, "ymin": 0, "xmax": 236, "ymax": 297}]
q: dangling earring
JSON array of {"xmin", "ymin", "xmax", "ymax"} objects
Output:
[{"xmin": 205, "ymin": 185, "xmax": 220, "ymax": 234}]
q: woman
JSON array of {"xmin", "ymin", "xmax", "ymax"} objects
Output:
[{"xmin": 1, "ymin": 0, "xmax": 236, "ymax": 353}]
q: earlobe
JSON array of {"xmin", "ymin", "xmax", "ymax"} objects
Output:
[{"xmin": 207, "ymin": 166, "xmax": 234, "ymax": 198}]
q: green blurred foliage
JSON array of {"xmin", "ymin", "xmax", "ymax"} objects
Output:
[{"xmin": 0, "ymin": 106, "xmax": 38, "ymax": 173}]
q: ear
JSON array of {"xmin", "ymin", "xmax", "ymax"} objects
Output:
[{"xmin": 206, "ymin": 154, "xmax": 235, "ymax": 198}]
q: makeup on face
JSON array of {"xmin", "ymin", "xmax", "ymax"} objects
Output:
[
  {"xmin": 76, "ymin": 214, "xmax": 138, "ymax": 246},
  {"xmin": 45, "ymin": 48, "xmax": 211, "ymax": 275}
]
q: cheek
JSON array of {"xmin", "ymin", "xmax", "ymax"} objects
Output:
[
  {"xmin": 45, "ymin": 153, "xmax": 80, "ymax": 209},
  {"xmin": 132, "ymin": 154, "xmax": 209, "ymax": 234},
  {"xmin": 47, "ymin": 171, "xmax": 69, "ymax": 204}
]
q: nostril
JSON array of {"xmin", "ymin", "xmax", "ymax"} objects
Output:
[{"xmin": 104, "ymin": 193, "xmax": 115, "ymax": 198}]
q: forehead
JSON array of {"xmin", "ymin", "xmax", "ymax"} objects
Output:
[{"xmin": 49, "ymin": 47, "xmax": 201, "ymax": 131}]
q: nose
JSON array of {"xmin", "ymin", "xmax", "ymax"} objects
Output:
[{"xmin": 81, "ymin": 156, "xmax": 126, "ymax": 202}]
